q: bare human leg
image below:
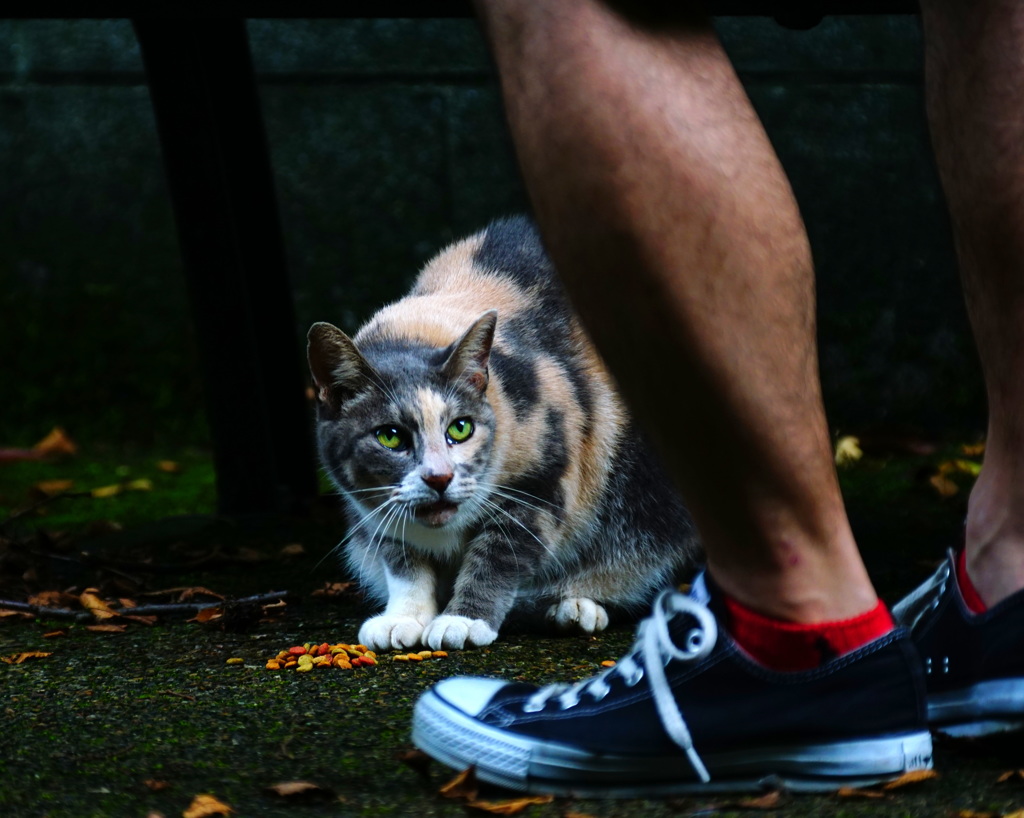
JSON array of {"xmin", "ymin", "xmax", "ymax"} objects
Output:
[
  {"xmin": 922, "ymin": 0, "xmax": 1024, "ymax": 607},
  {"xmin": 474, "ymin": 0, "xmax": 875, "ymax": 622}
]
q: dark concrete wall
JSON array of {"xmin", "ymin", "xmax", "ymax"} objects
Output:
[{"xmin": 0, "ymin": 16, "xmax": 982, "ymax": 448}]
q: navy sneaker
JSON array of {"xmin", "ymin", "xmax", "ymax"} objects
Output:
[
  {"xmin": 412, "ymin": 576, "xmax": 932, "ymax": 797},
  {"xmin": 893, "ymin": 549, "xmax": 1024, "ymax": 737}
]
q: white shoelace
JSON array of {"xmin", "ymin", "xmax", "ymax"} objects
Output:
[{"xmin": 522, "ymin": 589, "xmax": 718, "ymax": 783}]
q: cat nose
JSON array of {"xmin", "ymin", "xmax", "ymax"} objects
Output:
[{"xmin": 422, "ymin": 472, "xmax": 453, "ymax": 495}]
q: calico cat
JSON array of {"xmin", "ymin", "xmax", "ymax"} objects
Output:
[{"xmin": 307, "ymin": 216, "xmax": 699, "ymax": 651}]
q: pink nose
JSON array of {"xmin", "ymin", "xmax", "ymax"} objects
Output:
[{"xmin": 422, "ymin": 473, "xmax": 453, "ymax": 494}]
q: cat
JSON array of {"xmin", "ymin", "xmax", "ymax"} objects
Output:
[{"xmin": 307, "ymin": 216, "xmax": 699, "ymax": 651}]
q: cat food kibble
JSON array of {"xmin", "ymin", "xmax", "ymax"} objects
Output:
[
  {"xmin": 393, "ymin": 650, "xmax": 448, "ymax": 662},
  {"xmin": 264, "ymin": 642, "xmax": 377, "ymax": 671}
]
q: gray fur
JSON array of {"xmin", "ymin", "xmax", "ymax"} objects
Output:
[{"xmin": 308, "ymin": 216, "xmax": 700, "ymax": 651}]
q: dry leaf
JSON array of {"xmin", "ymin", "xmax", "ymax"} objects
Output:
[
  {"xmin": 836, "ymin": 786, "xmax": 887, "ymax": 799},
  {"xmin": 439, "ymin": 768, "xmax": 479, "ymax": 801},
  {"xmin": 85, "ymin": 623, "xmax": 127, "ymax": 633},
  {"xmin": 182, "ymin": 794, "xmax": 234, "ymax": 818},
  {"xmin": 279, "ymin": 543, "xmax": 306, "ymax": 558},
  {"xmin": 90, "ymin": 483, "xmax": 123, "ymax": 499},
  {"xmin": 30, "ymin": 479, "xmax": 75, "ymax": 497},
  {"xmin": 998, "ymin": 769, "xmax": 1024, "ymax": 783},
  {"xmin": 929, "ymin": 473, "xmax": 959, "ymax": 498},
  {"xmin": 955, "ymin": 811, "xmax": 998, "ymax": 818},
  {"xmin": 0, "ymin": 610, "xmax": 33, "ymax": 621},
  {"xmin": 263, "ymin": 781, "xmax": 334, "ymax": 801},
  {"xmin": 143, "ymin": 779, "xmax": 170, "ymax": 792},
  {"xmin": 737, "ymin": 790, "xmax": 784, "ymax": 809},
  {"xmin": 1, "ymin": 651, "xmax": 52, "ymax": 665},
  {"xmin": 563, "ymin": 812, "xmax": 598, "ymax": 818},
  {"xmin": 1004, "ymin": 811, "xmax": 1024, "ymax": 818},
  {"xmin": 42, "ymin": 630, "xmax": 67, "ymax": 639},
  {"xmin": 28, "ymin": 590, "xmax": 78, "ymax": 608},
  {"xmin": 80, "ymin": 590, "xmax": 117, "ymax": 620},
  {"xmin": 311, "ymin": 581, "xmax": 357, "ymax": 599},
  {"xmin": 466, "ymin": 795, "xmax": 555, "ymax": 814},
  {"xmin": 881, "ymin": 769, "xmax": 939, "ymax": 790},
  {"xmin": 177, "ymin": 587, "xmax": 225, "ymax": 602},
  {"xmin": 961, "ymin": 442, "xmax": 986, "ymax": 457},
  {"xmin": 157, "ymin": 459, "xmax": 182, "ymax": 473},
  {"xmin": 32, "ymin": 426, "xmax": 78, "ymax": 456},
  {"xmin": 193, "ymin": 607, "xmax": 222, "ymax": 624},
  {"xmin": 834, "ymin": 435, "xmax": 863, "ymax": 467}
]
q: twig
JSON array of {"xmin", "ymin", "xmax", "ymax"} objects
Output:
[{"xmin": 0, "ymin": 591, "xmax": 290, "ymax": 622}]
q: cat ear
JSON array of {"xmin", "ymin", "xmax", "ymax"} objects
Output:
[
  {"xmin": 442, "ymin": 310, "xmax": 497, "ymax": 393},
  {"xmin": 307, "ymin": 322, "xmax": 373, "ymax": 410}
]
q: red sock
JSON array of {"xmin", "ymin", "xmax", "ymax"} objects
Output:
[
  {"xmin": 723, "ymin": 595, "xmax": 894, "ymax": 672},
  {"xmin": 956, "ymin": 549, "xmax": 987, "ymax": 614}
]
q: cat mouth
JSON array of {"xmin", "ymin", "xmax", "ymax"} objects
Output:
[{"xmin": 415, "ymin": 500, "xmax": 459, "ymax": 527}]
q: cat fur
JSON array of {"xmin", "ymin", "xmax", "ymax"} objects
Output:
[{"xmin": 307, "ymin": 216, "xmax": 699, "ymax": 651}]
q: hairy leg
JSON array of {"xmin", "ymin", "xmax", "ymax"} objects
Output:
[
  {"xmin": 474, "ymin": 0, "xmax": 876, "ymax": 622},
  {"xmin": 922, "ymin": 0, "xmax": 1024, "ymax": 606}
]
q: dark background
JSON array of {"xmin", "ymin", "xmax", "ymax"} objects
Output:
[{"xmin": 0, "ymin": 16, "xmax": 980, "ymax": 451}]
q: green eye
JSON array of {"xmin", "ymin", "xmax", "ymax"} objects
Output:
[
  {"xmin": 446, "ymin": 418, "xmax": 474, "ymax": 444},
  {"xmin": 375, "ymin": 426, "xmax": 405, "ymax": 450}
]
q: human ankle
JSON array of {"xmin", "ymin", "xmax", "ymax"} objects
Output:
[{"xmin": 964, "ymin": 477, "xmax": 1024, "ymax": 606}]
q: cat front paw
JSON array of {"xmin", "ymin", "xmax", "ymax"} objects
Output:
[
  {"xmin": 358, "ymin": 614, "xmax": 429, "ymax": 651},
  {"xmin": 547, "ymin": 597, "xmax": 609, "ymax": 634},
  {"xmin": 422, "ymin": 615, "xmax": 498, "ymax": 650}
]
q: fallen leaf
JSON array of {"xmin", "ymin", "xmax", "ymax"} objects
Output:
[
  {"xmin": 1005, "ymin": 811, "xmax": 1024, "ymax": 818},
  {"xmin": 125, "ymin": 478, "xmax": 154, "ymax": 492},
  {"xmin": 176, "ymin": 587, "xmax": 225, "ymax": 602},
  {"xmin": 263, "ymin": 781, "xmax": 335, "ymax": 801},
  {"xmin": 998, "ymin": 769, "xmax": 1024, "ymax": 783},
  {"xmin": 834, "ymin": 435, "xmax": 863, "ymax": 467},
  {"xmin": 183, "ymin": 794, "xmax": 234, "ymax": 818},
  {"xmin": 157, "ymin": 459, "xmax": 182, "ymax": 473},
  {"xmin": 193, "ymin": 607, "xmax": 222, "ymax": 624},
  {"xmin": 32, "ymin": 427, "xmax": 78, "ymax": 456},
  {"xmin": 439, "ymin": 768, "xmax": 479, "ymax": 801},
  {"xmin": 311, "ymin": 581, "xmax": 357, "ymax": 599},
  {"xmin": 929, "ymin": 472, "xmax": 960, "ymax": 498},
  {"xmin": 143, "ymin": 779, "xmax": 170, "ymax": 792},
  {"xmin": 881, "ymin": 768, "xmax": 939, "ymax": 790},
  {"xmin": 961, "ymin": 442, "xmax": 986, "ymax": 457},
  {"xmin": 0, "ymin": 610, "xmax": 33, "ymax": 621},
  {"xmin": 1, "ymin": 651, "xmax": 52, "ymax": 664},
  {"xmin": 30, "ymin": 478, "xmax": 75, "ymax": 497},
  {"xmin": 85, "ymin": 623, "xmax": 127, "ymax": 633},
  {"xmin": 279, "ymin": 543, "xmax": 306, "ymax": 558},
  {"xmin": 90, "ymin": 483, "xmax": 123, "ymax": 499},
  {"xmin": 954, "ymin": 810, "xmax": 998, "ymax": 818},
  {"xmin": 736, "ymin": 790, "xmax": 784, "ymax": 809},
  {"xmin": 836, "ymin": 786, "xmax": 887, "ymax": 799},
  {"xmin": 28, "ymin": 590, "xmax": 78, "ymax": 608},
  {"xmin": 80, "ymin": 589, "xmax": 118, "ymax": 620},
  {"xmin": 465, "ymin": 795, "xmax": 555, "ymax": 814},
  {"xmin": 42, "ymin": 630, "xmax": 67, "ymax": 639},
  {"xmin": 563, "ymin": 812, "xmax": 598, "ymax": 818}
]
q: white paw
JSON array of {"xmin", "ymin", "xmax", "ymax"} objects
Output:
[
  {"xmin": 547, "ymin": 597, "xmax": 609, "ymax": 634},
  {"xmin": 422, "ymin": 615, "xmax": 498, "ymax": 650},
  {"xmin": 358, "ymin": 614, "xmax": 429, "ymax": 651}
]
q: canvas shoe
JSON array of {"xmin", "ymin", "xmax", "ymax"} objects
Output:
[
  {"xmin": 412, "ymin": 575, "xmax": 932, "ymax": 797},
  {"xmin": 893, "ymin": 549, "xmax": 1024, "ymax": 737}
]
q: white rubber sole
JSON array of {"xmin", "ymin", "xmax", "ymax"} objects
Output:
[
  {"xmin": 929, "ymin": 678, "xmax": 1024, "ymax": 737},
  {"xmin": 412, "ymin": 688, "xmax": 934, "ymax": 797}
]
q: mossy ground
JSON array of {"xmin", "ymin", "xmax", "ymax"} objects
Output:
[{"xmin": 2, "ymin": 442, "xmax": 1023, "ymax": 817}]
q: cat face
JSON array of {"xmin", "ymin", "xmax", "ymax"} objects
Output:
[{"xmin": 309, "ymin": 311, "xmax": 498, "ymax": 547}]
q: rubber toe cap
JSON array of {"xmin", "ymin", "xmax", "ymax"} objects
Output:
[{"xmin": 432, "ymin": 677, "xmax": 508, "ymax": 717}]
